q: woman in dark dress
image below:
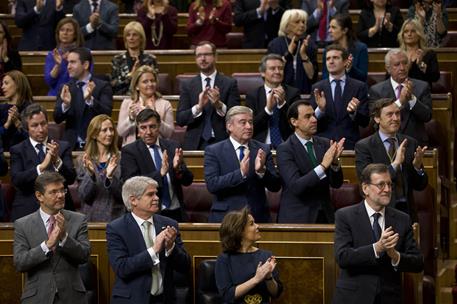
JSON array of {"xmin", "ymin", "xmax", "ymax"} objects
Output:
[
  {"xmin": 398, "ymin": 18, "xmax": 440, "ymax": 88},
  {"xmin": 268, "ymin": 9, "xmax": 318, "ymax": 94},
  {"xmin": 356, "ymin": 0, "xmax": 403, "ymax": 47},
  {"xmin": 0, "ymin": 20, "xmax": 22, "ymax": 91},
  {"xmin": 77, "ymin": 114, "xmax": 124, "ymax": 221},
  {"xmin": 215, "ymin": 208, "xmax": 283, "ymax": 304},
  {"xmin": 0, "ymin": 70, "xmax": 32, "ymax": 150}
]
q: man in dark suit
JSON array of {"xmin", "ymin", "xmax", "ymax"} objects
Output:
[
  {"xmin": 55, "ymin": 47, "xmax": 113, "ymax": 150},
  {"xmin": 13, "ymin": 171, "xmax": 90, "ymax": 304},
  {"xmin": 176, "ymin": 41, "xmax": 240, "ymax": 150},
  {"xmin": 10, "ymin": 104, "xmax": 76, "ymax": 221},
  {"xmin": 355, "ymin": 98, "xmax": 428, "ymax": 222},
  {"xmin": 106, "ymin": 175, "xmax": 190, "ymax": 304},
  {"xmin": 368, "ymin": 49, "xmax": 432, "ymax": 146},
  {"xmin": 333, "ymin": 163, "xmax": 423, "ymax": 304},
  {"xmin": 121, "ymin": 109, "xmax": 194, "ymax": 222},
  {"xmin": 277, "ymin": 100, "xmax": 344, "ymax": 223},
  {"xmin": 72, "ymin": 0, "xmax": 119, "ymax": 50},
  {"xmin": 14, "ymin": 0, "xmax": 65, "ymax": 50},
  {"xmin": 204, "ymin": 106, "xmax": 281, "ymax": 223},
  {"xmin": 311, "ymin": 44, "xmax": 369, "ymax": 149},
  {"xmin": 246, "ymin": 54, "xmax": 301, "ymax": 149},
  {"xmin": 233, "ymin": 0, "xmax": 287, "ymax": 48}
]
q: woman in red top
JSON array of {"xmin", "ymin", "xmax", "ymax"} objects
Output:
[{"xmin": 187, "ymin": 0, "xmax": 232, "ymax": 48}]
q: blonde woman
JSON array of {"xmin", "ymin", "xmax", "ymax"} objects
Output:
[{"xmin": 117, "ymin": 65, "xmax": 174, "ymax": 146}]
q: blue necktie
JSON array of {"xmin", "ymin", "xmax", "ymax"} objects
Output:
[
  {"xmin": 372, "ymin": 213, "xmax": 382, "ymax": 241},
  {"xmin": 334, "ymin": 79, "xmax": 344, "ymax": 120},
  {"xmin": 202, "ymin": 77, "xmax": 213, "ymax": 141},
  {"xmin": 269, "ymin": 106, "xmax": 282, "ymax": 149},
  {"xmin": 151, "ymin": 145, "xmax": 171, "ymax": 209},
  {"xmin": 238, "ymin": 146, "xmax": 245, "ymax": 162},
  {"xmin": 36, "ymin": 143, "xmax": 45, "ymax": 163}
]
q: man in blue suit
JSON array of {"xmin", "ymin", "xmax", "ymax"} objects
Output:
[
  {"xmin": 277, "ymin": 100, "xmax": 344, "ymax": 223},
  {"xmin": 15, "ymin": 0, "xmax": 65, "ymax": 50},
  {"xmin": 107, "ymin": 175, "xmax": 190, "ymax": 304},
  {"xmin": 310, "ymin": 44, "xmax": 369, "ymax": 149},
  {"xmin": 72, "ymin": 0, "xmax": 119, "ymax": 50},
  {"xmin": 204, "ymin": 105, "xmax": 281, "ymax": 223}
]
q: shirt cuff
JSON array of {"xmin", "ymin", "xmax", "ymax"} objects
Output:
[
  {"xmin": 408, "ymin": 95, "xmax": 417, "ymax": 109},
  {"xmin": 315, "ymin": 107, "xmax": 324, "ymax": 118},
  {"xmin": 62, "ymin": 103, "xmax": 70, "ymax": 113},
  {"xmin": 373, "ymin": 244, "xmax": 380, "ymax": 258},
  {"xmin": 34, "ymin": 6, "xmax": 41, "ymax": 14},
  {"xmin": 86, "ymin": 23, "xmax": 95, "ymax": 34},
  {"xmin": 314, "ymin": 165, "xmax": 326, "ymax": 180},
  {"xmin": 264, "ymin": 106, "xmax": 273, "ymax": 116},
  {"xmin": 165, "ymin": 243, "xmax": 175, "ymax": 257},
  {"xmin": 147, "ymin": 248, "xmax": 160, "ymax": 266},
  {"xmin": 37, "ymin": 165, "xmax": 42, "ymax": 176},
  {"xmin": 191, "ymin": 105, "xmax": 202, "ymax": 118},
  {"xmin": 53, "ymin": 157, "xmax": 63, "ymax": 171},
  {"xmin": 256, "ymin": 8, "xmax": 262, "ymax": 19},
  {"xmin": 394, "ymin": 99, "xmax": 402, "ymax": 108},
  {"xmin": 59, "ymin": 232, "xmax": 68, "ymax": 247},
  {"xmin": 391, "ymin": 254, "xmax": 401, "ymax": 267},
  {"xmin": 41, "ymin": 241, "xmax": 51, "ymax": 254},
  {"xmin": 85, "ymin": 96, "xmax": 94, "ymax": 106},
  {"xmin": 216, "ymin": 103, "xmax": 227, "ymax": 117}
]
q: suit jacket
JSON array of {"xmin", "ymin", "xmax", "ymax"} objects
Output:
[
  {"xmin": 233, "ymin": 0, "xmax": 285, "ymax": 48},
  {"xmin": 355, "ymin": 132, "xmax": 428, "ymax": 220},
  {"xmin": 13, "ymin": 209, "xmax": 90, "ymax": 304},
  {"xmin": 176, "ymin": 73, "xmax": 240, "ymax": 150},
  {"xmin": 14, "ymin": 0, "xmax": 65, "ymax": 51},
  {"xmin": 55, "ymin": 77, "xmax": 113, "ymax": 150},
  {"xmin": 333, "ymin": 203, "xmax": 423, "ymax": 304},
  {"xmin": 73, "ymin": 0, "xmax": 119, "ymax": 50},
  {"xmin": 368, "ymin": 78, "xmax": 432, "ymax": 146},
  {"xmin": 120, "ymin": 139, "xmax": 194, "ymax": 219},
  {"xmin": 10, "ymin": 138, "xmax": 76, "ymax": 221},
  {"xmin": 277, "ymin": 134, "xmax": 343, "ymax": 223},
  {"xmin": 106, "ymin": 212, "xmax": 190, "ymax": 304},
  {"xmin": 310, "ymin": 77, "xmax": 369, "ymax": 149},
  {"xmin": 0, "ymin": 139, "xmax": 8, "ymax": 221},
  {"xmin": 204, "ymin": 138, "xmax": 281, "ymax": 223},
  {"xmin": 246, "ymin": 84, "xmax": 301, "ymax": 144}
]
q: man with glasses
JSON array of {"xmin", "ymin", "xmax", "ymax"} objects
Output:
[
  {"xmin": 176, "ymin": 41, "xmax": 240, "ymax": 150},
  {"xmin": 333, "ymin": 163, "xmax": 423, "ymax": 304},
  {"xmin": 13, "ymin": 171, "xmax": 90, "ymax": 304},
  {"xmin": 121, "ymin": 109, "xmax": 193, "ymax": 222},
  {"xmin": 10, "ymin": 103, "xmax": 76, "ymax": 221},
  {"xmin": 355, "ymin": 98, "xmax": 428, "ymax": 222}
]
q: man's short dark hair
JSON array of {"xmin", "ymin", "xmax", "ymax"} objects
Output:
[
  {"xmin": 21, "ymin": 103, "xmax": 48, "ymax": 131},
  {"xmin": 69, "ymin": 47, "xmax": 93, "ymax": 68},
  {"xmin": 195, "ymin": 41, "xmax": 216, "ymax": 54},
  {"xmin": 35, "ymin": 172, "xmax": 65, "ymax": 194},
  {"xmin": 136, "ymin": 108, "xmax": 161, "ymax": 125},
  {"xmin": 287, "ymin": 100, "xmax": 312, "ymax": 129},
  {"xmin": 259, "ymin": 53, "xmax": 284, "ymax": 73},
  {"xmin": 360, "ymin": 163, "xmax": 390, "ymax": 185},
  {"xmin": 325, "ymin": 44, "xmax": 349, "ymax": 61},
  {"xmin": 370, "ymin": 98, "xmax": 396, "ymax": 119}
]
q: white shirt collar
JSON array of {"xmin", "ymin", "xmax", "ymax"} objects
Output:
[
  {"xmin": 329, "ymin": 74, "xmax": 346, "ymax": 84},
  {"xmin": 30, "ymin": 137, "xmax": 48, "ymax": 149},
  {"xmin": 131, "ymin": 212, "xmax": 154, "ymax": 228},
  {"xmin": 200, "ymin": 71, "xmax": 217, "ymax": 88},
  {"xmin": 364, "ymin": 199, "xmax": 385, "ymax": 219},
  {"xmin": 229, "ymin": 136, "xmax": 248, "ymax": 152},
  {"xmin": 39, "ymin": 208, "xmax": 53, "ymax": 226},
  {"xmin": 390, "ymin": 77, "xmax": 403, "ymax": 90},
  {"xmin": 294, "ymin": 132, "xmax": 313, "ymax": 146}
]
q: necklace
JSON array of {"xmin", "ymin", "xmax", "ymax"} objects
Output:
[{"xmin": 151, "ymin": 20, "xmax": 164, "ymax": 47}]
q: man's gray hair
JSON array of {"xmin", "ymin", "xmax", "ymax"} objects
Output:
[
  {"xmin": 225, "ymin": 106, "xmax": 253, "ymax": 124},
  {"xmin": 122, "ymin": 176, "xmax": 158, "ymax": 211},
  {"xmin": 384, "ymin": 48, "xmax": 408, "ymax": 68},
  {"xmin": 259, "ymin": 53, "xmax": 284, "ymax": 73}
]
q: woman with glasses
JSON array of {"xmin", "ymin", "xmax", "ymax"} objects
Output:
[{"xmin": 77, "ymin": 114, "xmax": 124, "ymax": 221}]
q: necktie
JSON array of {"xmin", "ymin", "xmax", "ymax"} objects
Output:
[
  {"xmin": 386, "ymin": 137, "xmax": 396, "ymax": 160},
  {"xmin": 385, "ymin": 138, "xmax": 405, "ymax": 201},
  {"xmin": 269, "ymin": 91, "xmax": 282, "ymax": 149},
  {"xmin": 396, "ymin": 84, "xmax": 403, "ymax": 100},
  {"xmin": 141, "ymin": 221, "xmax": 161, "ymax": 295},
  {"xmin": 92, "ymin": 0, "xmax": 98, "ymax": 12},
  {"xmin": 202, "ymin": 77, "xmax": 213, "ymax": 141},
  {"xmin": 305, "ymin": 141, "xmax": 318, "ymax": 167},
  {"xmin": 238, "ymin": 146, "xmax": 245, "ymax": 162},
  {"xmin": 151, "ymin": 145, "xmax": 171, "ymax": 209},
  {"xmin": 318, "ymin": 0, "xmax": 328, "ymax": 41},
  {"xmin": 47, "ymin": 215, "xmax": 56, "ymax": 251},
  {"xmin": 36, "ymin": 143, "xmax": 45, "ymax": 163},
  {"xmin": 334, "ymin": 79, "xmax": 344, "ymax": 120},
  {"xmin": 76, "ymin": 81, "xmax": 89, "ymax": 145},
  {"xmin": 372, "ymin": 213, "xmax": 382, "ymax": 241}
]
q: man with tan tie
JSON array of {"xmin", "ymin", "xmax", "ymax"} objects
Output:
[
  {"xmin": 13, "ymin": 171, "xmax": 90, "ymax": 304},
  {"xmin": 106, "ymin": 175, "xmax": 190, "ymax": 304}
]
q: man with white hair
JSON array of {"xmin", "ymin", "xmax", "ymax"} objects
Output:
[
  {"xmin": 368, "ymin": 48, "xmax": 432, "ymax": 146},
  {"xmin": 106, "ymin": 176, "xmax": 190, "ymax": 304}
]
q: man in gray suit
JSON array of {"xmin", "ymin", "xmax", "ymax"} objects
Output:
[
  {"xmin": 73, "ymin": 0, "xmax": 119, "ymax": 50},
  {"xmin": 13, "ymin": 172, "xmax": 90, "ymax": 304},
  {"xmin": 368, "ymin": 49, "xmax": 432, "ymax": 146}
]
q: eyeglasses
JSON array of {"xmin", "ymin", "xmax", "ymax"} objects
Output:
[
  {"xmin": 368, "ymin": 182, "xmax": 393, "ymax": 190},
  {"xmin": 48, "ymin": 189, "xmax": 68, "ymax": 196}
]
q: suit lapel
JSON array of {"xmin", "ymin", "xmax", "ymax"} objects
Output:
[
  {"xmin": 24, "ymin": 139, "xmax": 41, "ymax": 164},
  {"xmin": 291, "ymin": 134, "xmax": 313, "ymax": 171},
  {"xmin": 373, "ymin": 133, "xmax": 391, "ymax": 164},
  {"xmin": 354, "ymin": 202, "xmax": 377, "ymax": 244},
  {"xmin": 323, "ymin": 81, "xmax": 336, "ymax": 117},
  {"xmin": 138, "ymin": 140, "xmax": 157, "ymax": 172}
]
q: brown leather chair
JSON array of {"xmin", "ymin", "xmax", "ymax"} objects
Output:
[
  {"xmin": 170, "ymin": 125, "xmax": 187, "ymax": 147},
  {"xmin": 68, "ymin": 182, "xmax": 81, "ymax": 211},
  {"xmin": 226, "ymin": 32, "xmax": 244, "ymax": 49},
  {"xmin": 174, "ymin": 74, "xmax": 196, "ymax": 95},
  {"xmin": 48, "ymin": 122, "xmax": 65, "ymax": 141},
  {"xmin": 267, "ymin": 189, "xmax": 281, "ymax": 223},
  {"xmin": 182, "ymin": 183, "xmax": 212, "ymax": 223},
  {"xmin": 197, "ymin": 259, "xmax": 222, "ymax": 304},
  {"xmin": 331, "ymin": 183, "xmax": 363, "ymax": 210},
  {"xmin": 231, "ymin": 73, "xmax": 263, "ymax": 95},
  {"xmin": 1, "ymin": 182, "xmax": 15, "ymax": 222},
  {"xmin": 431, "ymin": 71, "xmax": 453, "ymax": 94},
  {"xmin": 157, "ymin": 73, "xmax": 172, "ymax": 95}
]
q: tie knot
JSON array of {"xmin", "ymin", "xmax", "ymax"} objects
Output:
[
  {"xmin": 48, "ymin": 215, "xmax": 56, "ymax": 224},
  {"xmin": 305, "ymin": 141, "xmax": 313, "ymax": 149},
  {"xmin": 239, "ymin": 145, "xmax": 245, "ymax": 152},
  {"xmin": 334, "ymin": 79, "xmax": 341, "ymax": 85},
  {"xmin": 150, "ymin": 144, "xmax": 160, "ymax": 151},
  {"xmin": 205, "ymin": 77, "xmax": 211, "ymax": 88},
  {"xmin": 142, "ymin": 221, "xmax": 151, "ymax": 229},
  {"xmin": 373, "ymin": 212, "xmax": 381, "ymax": 221},
  {"xmin": 386, "ymin": 137, "xmax": 396, "ymax": 145},
  {"xmin": 36, "ymin": 143, "xmax": 44, "ymax": 150},
  {"xmin": 77, "ymin": 81, "xmax": 85, "ymax": 88}
]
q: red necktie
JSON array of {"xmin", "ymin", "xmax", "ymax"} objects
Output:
[{"xmin": 318, "ymin": 0, "xmax": 328, "ymax": 41}]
